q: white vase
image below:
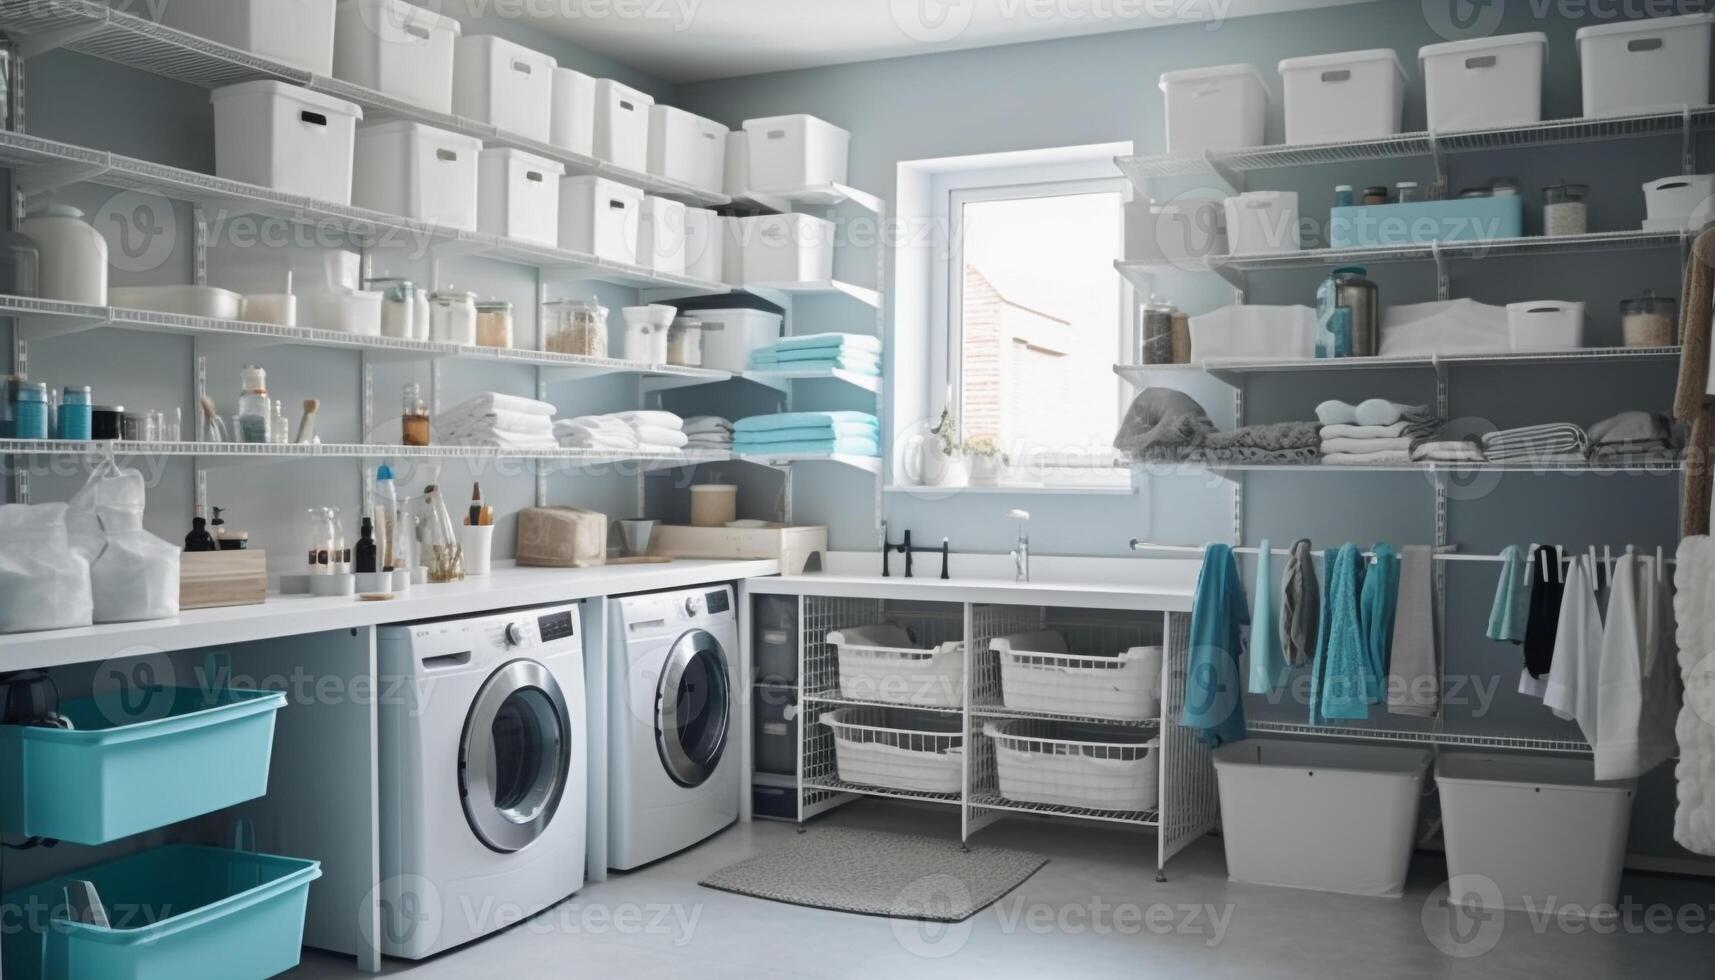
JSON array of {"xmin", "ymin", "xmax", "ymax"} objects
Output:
[
  {"xmin": 933, "ymin": 445, "xmax": 968, "ymax": 488},
  {"xmin": 969, "ymin": 455, "xmax": 1004, "ymax": 486}
]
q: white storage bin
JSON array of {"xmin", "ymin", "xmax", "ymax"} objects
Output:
[
  {"xmin": 1420, "ymin": 33, "xmax": 1548, "ymax": 132},
  {"xmin": 1124, "ymin": 198, "xmax": 1227, "ymax": 264},
  {"xmin": 333, "ymin": 0, "xmax": 460, "ymax": 114},
  {"xmin": 990, "ymin": 630, "xmax": 1162, "ymax": 722},
  {"xmin": 352, "ymin": 121, "xmax": 481, "ymax": 230},
  {"xmin": 740, "ymin": 213, "xmax": 835, "ymax": 285},
  {"xmin": 550, "ymin": 67, "xmax": 598, "ymax": 157},
  {"xmin": 478, "ymin": 148, "xmax": 565, "ymax": 246},
  {"xmin": 1158, "ymin": 64, "xmax": 1268, "ymax": 157},
  {"xmin": 821, "ymin": 707, "xmax": 963, "ymax": 794},
  {"xmin": 559, "ymin": 175, "xmax": 644, "ymax": 264},
  {"xmin": 682, "ymin": 207, "xmax": 724, "ymax": 283},
  {"xmin": 1644, "ymin": 173, "xmax": 1715, "ymax": 222},
  {"xmin": 649, "ymin": 105, "xmax": 728, "ymax": 193},
  {"xmin": 1214, "ymin": 740, "xmax": 1431, "ymax": 897},
  {"xmin": 1579, "ymin": 13, "xmax": 1713, "ymax": 118},
  {"xmin": 1437, "ymin": 753, "xmax": 1636, "ymax": 916},
  {"xmin": 160, "ymin": 0, "xmax": 335, "ymax": 74},
  {"xmin": 1279, "ymin": 49, "xmax": 1408, "ymax": 144},
  {"xmin": 827, "ymin": 624, "xmax": 964, "ymax": 707},
  {"xmin": 594, "ymin": 79, "xmax": 655, "ymax": 172},
  {"xmin": 211, "ymin": 81, "xmax": 364, "ymax": 205},
  {"xmin": 1189, "ymin": 304, "xmax": 1316, "ymax": 362},
  {"xmin": 724, "ymin": 130, "xmax": 751, "ymax": 196},
  {"xmin": 697, "ymin": 307, "xmax": 783, "ymax": 373},
  {"xmin": 743, "ymin": 114, "xmax": 851, "ymax": 192},
  {"xmin": 1507, "ymin": 300, "xmax": 1586, "ymax": 351},
  {"xmin": 984, "ymin": 721, "xmax": 1159, "ymax": 812},
  {"xmin": 452, "ymin": 35, "xmax": 555, "ymax": 142},
  {"xmin": 638, "ymin": 196, "xmax": 687, "ymax": 275},
  {"xmin": 1224, "ymin": 191, "xmax": 1300, "ymax": 255}
]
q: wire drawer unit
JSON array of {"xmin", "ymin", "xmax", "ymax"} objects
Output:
[{"xmin": 983, "ymin": 719, "xmax": 1161, "ymax": 812}]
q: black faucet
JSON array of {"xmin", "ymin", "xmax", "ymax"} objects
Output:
[{"xmin": 882, "ymin": 523, "xmax": 950, "ymax": 579}]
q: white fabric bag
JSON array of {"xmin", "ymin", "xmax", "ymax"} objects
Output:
[
  {"xmin": 67, "ymin": 461, "xmax": 180, "ymax": 623},
  {"xmin": 0, "ymin": 502, "xmax": 93, "ymax": 632}
]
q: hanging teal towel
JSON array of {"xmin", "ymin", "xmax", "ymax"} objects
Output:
[
  {"xmin": 1248, "ymin": 539, "xmax": 1288, "ymax": 694},
  {"xmin": 1182, "ymin": 543, "xmax": 1249, "ymax": 747},
  {"xmin": 1486, "ymin": 544, "xmax": 1532, "ymax": 643},
  {"xmin": 1359, "ymin": 543, "xmax": 1400, "ymax": 704},
  {"xmin": 1312, "ymin": 544, "xmax": 1371, "ymax": 723}
]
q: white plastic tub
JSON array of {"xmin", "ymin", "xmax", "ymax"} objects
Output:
[
  {"xmin": 478, "ymin": 148, "xmax": 565, "ymax": 246},
  {"xmin": 1279, "ymin": 49, "xmax": 1408, "ymax": 144},
  {"xmin": 1644, "ymin": 173, "xmax": 1715, "ymax": 222},
  {"xmin": 743, "ymin": 114, "xmax": 850, "ymax": 192},
  {"xmin": 550, "ymin": 67, "xmax": 599, "ymax": 156},
  {"xmin": 1158, "ymin": 64, "xmax": 1268, "ymax": 156},
  {"xmin": 638, "ymin": 196, "xmax": 687, "ymax": 274},
  {"xmin": 212, "ymin": 81, "xmax": 364, "ymax": 205},
  {"xmin": 822, "ymin": 707, "xmax": 963, "ymax": 794},
  {"xmin": 990, "ymin": 630, "xmax": 1163, "ymax": 722},
  {"xmin": 333, "ymin": 0, "xmax": 461, "ymax": 114},
  {"xmin": 682, "ymin": 207, "xmax": 724, "ymax": 283},
  {"xmin": 594, "ymin": 79, "xmax": 655, "ymax": 172},
  {"xmin": 1124, "ymin": 198, "xmax": 1226, "ymax": 264},
  {"xmin": 1420, "ymin": 33, "xmax": 1548, "ymax": 132},
  {"xmin": 697, "ymin": 307, "xmax": 783, "ymax": 372},
  {"xmin": 1507, "ymin": 300, "xmax": 1586, "ymax": 351},
  {"xmin": 559, "ymin": 175, "xmax": 644, "ymax": 264},
  {"xmin": 985, "ymin": 721, "xmax": 1159, "ymax": 812},
  {"xmin": 352, "ymin": 121, "xmax": 481, "ymax": 230},
  {"xmin": 1579, "ymin": 13, "xmax": 1713, "ymax": 118},
  {"xmin": 1189, "ymin": 304, "xmax": 1316, "ymax": 362},
  {"xmin": 649, "ymin": 105, "xmax": 728, "ymax": 193},
  {"xmin": 1224, "ymin": 191, "xmax": 1300, "ymax": 255},
  {"xmin": 828, "ymin": 624, "xmax": 964, "ymax": 707},
  {"xmin": 161, "ymin": 0, "xmax": 335, "ymax": 74},
  {"xmin": 740, "ymin": 213, "xmax": 835, "ymax": 285},
  {"xmin": 1213, "ymin": 740, "xmax": 1431, "ymax": 897},
  {"xmin": 452, "ymin": 35, "xmax": 556, "ymax": 142},
  {"xmin": 1438, "ymin": 754, "xmax": 1636, "ymax": 916}
]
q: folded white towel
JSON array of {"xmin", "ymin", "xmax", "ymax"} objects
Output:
[
  {"xmin": 560, "ymin": 431, "xmax": 639, "ymax": 450},
  {"xmin": 1322, "ymin": 449, "xmax": 1413, "ymax": 465},
  {"xmin": 1411, "ymin": 441, "xmax": 1486, "ymax": 462},
  {"xmin": 1356, "ymin": 399, "xmax": 1425, "ymax": 427},
  {"xmin": 684, "ymin": 415, "xmax": 734, "ymax": 434},
  {"xmin": 1320, "ymin": 422, "xmax": 1408, "ymax": 440},
  {"xmin": 1322, "ymin": 436, "xmax": 1412, "ymax": 455},
  {"xmin": 1316, "ymin": 400, "xmax": 1359, "ymax": 425},
  {"xmin": 439, "ymin": 430, "xmax": 559, "ymax": 451},
  {"xmin": 438, "ymin": 408, "xmax": 555, "ymax": 438},
  {"xmin": 636, "ymin": 444, "xmax": 688, "ymax": 455},
  {"xmin": 554, "ymin": 416, "xmax": 636, "ymax": 442},
  {"xmin": 615, "ymin": 410, "xmax": 682, "ymax": 431},
  {"xmin": 634, "ymin": 425, "xmax": 688, "ymax": 449},
  {"xmin": 441, "ymin": 393, "xmax": 556, "ymax": 420}
]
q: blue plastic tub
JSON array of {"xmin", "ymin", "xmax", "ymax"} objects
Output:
[
  {"xmin": 1, "ymin": 844, "xmax": 321, "ymax": 980},
  {"xmin": 0, "ymin": 688, "xmax": 287, "ymax": 845},
  {"xmin": 1329, "ymin": 196, "xmax": 1523, "ymax": 249}
]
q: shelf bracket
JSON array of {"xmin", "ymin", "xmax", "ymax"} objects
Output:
[
  {"xmin": 1204, "ymin": 149, "xmax": 1242, "ymax": 195},
  {"xmin": 1427, "ymin": 130, "xmax": 1446, "ymax": 197},
  {"xmin": 535, "ymin": 365, "xmax": 547, "ymax": 508},
  {"xmin": 192, "ymin": 204, "xmax": 208, "ymax": 287},
  {"xmin": 1684, "ymin": 104, "xmax": 1697, "ymax": 176},
  {"xmin": 15, "ymin": 18, "xmax": 106, "ymax": 60},
  {"xmin": 1431, "ymin": 239, "xmax": 1449, "ymax": 302}
]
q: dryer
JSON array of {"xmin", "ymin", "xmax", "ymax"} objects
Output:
[
  {"xmin": 609, "ymin": 585, "xmax": 740, "ymax": 870},
  {"xmin": 378, "ymin": 603, "xmax": 587, "ymax": 959}
]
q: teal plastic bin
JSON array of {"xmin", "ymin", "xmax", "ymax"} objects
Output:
[
  {"xmin": 0, "ymin": 688, "xmax": 287, "ymax": 844},
  {"xmin": 1, "ymin": 843, "xmax": 321, "ymax": 980},
  {"xmin": 1329, "ymin": 196, "xmax": 1523, "ymax": 249}
]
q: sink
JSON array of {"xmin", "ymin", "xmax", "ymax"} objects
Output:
[{"xmin": 809, "ymin": 551, "xmax": 1199, "ymax": 594}]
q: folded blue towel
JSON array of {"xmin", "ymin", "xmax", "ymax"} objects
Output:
[
  {"xmin": 734, "ymin": 435, "xmax": 881, "ymax": 458},
  {"xmin": 750, "ymin": 349, "xmax": 882, "ymax": 372},
  {"xmin": 751, "ymin": 358, "xmax": 883, "ymax": 377},
  {"xmin": 735, "ymin": 411, "xmax": 879, "ymax": 434},
  {"xmin": 729, "ymin": 422, "xmax": 880, "ymax": 444},
  {"xmin": 767, "ymin": 332, "xmax": 883, "ymax": 355}
]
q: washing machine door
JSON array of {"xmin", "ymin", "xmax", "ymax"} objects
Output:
[
  {"xmin": 459, "ymin": 659, "xmax": 571, "ymax": 853},
  {"xmin": 655, "ymin": 628, "xmax": 732, "ymax": 788}
]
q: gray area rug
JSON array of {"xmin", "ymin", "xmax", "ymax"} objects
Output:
[{"xmin": 700, "ymin": 827, "xmax": 1048, "ymax": 922}]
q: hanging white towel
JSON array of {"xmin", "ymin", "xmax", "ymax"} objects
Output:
[
  {"xmin": 1675, "ymin": 537, "xmax": 1715, "ymax": 855},
  {"xmin": 1597, "ymin": 553, "xmax": 1681, "ymax": 781},
  {"xmin": 1543, "ymin": 555, "xmax": 1602, "ymax": 747}
]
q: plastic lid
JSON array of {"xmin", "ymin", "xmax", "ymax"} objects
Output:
[
  {"xmin": 241, "ymin": 364, "xmax": 266, "ymax": 390},
  {"xmin": 1334, "ymin": 266, "xmax": 1368, "ymax": 277},
  {"xmin": 210, "ymin": 80, "xmax": 365, "ymax": 120},
  {"xmin": 1159, "ymin": 62, "xmax": 1269, "ymax": 92},
  {"xmin": 692, "ymin": 484, "xmax": 738, "ymax": 492},
  {"xmin": 28, "ymin": 204, "xmax": 84, "ymax": 220},
  {"xmin": 1278, "ymin": 48, "xmax": 1407, "ymax": 80},
  {"xmin": 1577, "ymin": 12, "xmax": 1713, "ymax": 44},
  {"xmin": 1335, "ymin": 184, "xmax": 1354, "ymax": 191},
  {"xmin": 1419, "ymin": 32, "xmax": 1547, "ymax": 61},
  {"xmin": 13, "ymin": 381, "xmax": 45, "ymax": 399},
  {"xmin": 377, "ymin": 463, "xmax": 394, "ymax": 481}
]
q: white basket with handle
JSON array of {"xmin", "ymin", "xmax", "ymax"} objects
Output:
[
  {"xmin": 828, "ymin": 624, "xmax": 965, "ymax": 707},
  {"xmin": 984, "ymin": 720, "xmax": 1160, "ymax": 812},
  {"xmin": 991, "ymin": 630, "xmax": 1162, "ymax": 721},
  {"xmin": 821, "ymin": 707, "xmax": 964, "ymax": 794}
]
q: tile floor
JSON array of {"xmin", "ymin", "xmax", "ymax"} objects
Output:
[{"xmin": 289, "ymin": 800, "xmax": 1710, "ymax": 980}]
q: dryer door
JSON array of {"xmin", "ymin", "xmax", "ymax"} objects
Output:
[
  {"xmin": 655, "ymin": 628, "xmax": 732, "ymax": 788},
  {"xmin": 459, "ymin": 658, "xmax": 571, "ymax": 853}
]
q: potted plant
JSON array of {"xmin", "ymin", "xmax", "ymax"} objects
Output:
[{"xmin": 964, "ymin": 436, "xmax": 1008, "ymax": 486}]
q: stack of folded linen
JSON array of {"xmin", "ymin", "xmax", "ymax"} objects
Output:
[
  {"xmin": 1113, "ymin": 388, "xmax": 1320, "ymax": 464},
  {"xmin": 615, "ymin": 411, "xmax": 688, "ymax": 452},
  {"xmin": 1479, "ymin": 423, "xmax": 1589, "ymax": 462},
  {"xmin": 554, "ymin": 415, "xmax": 638, "ymax": 451},
  {"xmin": 684, "ymin": 416, "xmax": 734, "ymax": 452},
  {"xmin": 1316, "ymin": 399, "xmax": 1442, "ymax": 465},
  {"xmin": 435, "ymin": 393, "xmax": 558, "ymax": 450},
  {"xmin": 1587, "ymin": 411, "xmax": 1676, "ymax": 460},
  {"xmin": 1410, "ymin": 439, "xmax": 1487, "ymax": 464},
  {"xmin": 733, "ymin": 411, "xmax": 881, "ymax": 458},
  {"xmin": 748, "ymin": 333, "xmax": 882, "ymax": 376}
]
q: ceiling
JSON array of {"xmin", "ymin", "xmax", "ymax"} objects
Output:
[{"xmin": 501, "ymin": 0, "xmax": 1375, "ymax": 84}]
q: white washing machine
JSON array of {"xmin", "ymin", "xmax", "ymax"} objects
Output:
[
  {"xmin": 378, "ymin": 603, "xmax": 587, "ymax": 959},
  {"xmin": 609, "ymin": 585, "xmax": 740, "ymax": 870}
]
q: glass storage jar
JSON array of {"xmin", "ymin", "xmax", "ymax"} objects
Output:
[
  {"xmin": 429, "ymin": 290, "xmax": 477, "ymax": 346},
  {"xmin": 542, "ymin": 299, "xmax": 608, "ymax": 357},
  {"xmin": 1543, "ymin": 183, "xmax": 1589, "ymax": 237},
  {"xmin": 1621, "ymin": 293, "xmax": 1677, "ymax": 348},
  {"xmin": 475, "ymin": 300, "xmax": 514, "ymax": 349},
  {"xmin": 58, "ymin": 385, "xmax": 91, "ymax": 440},
  {"xmin": 10, "ymin": 381, "xmax": 46, "ymax": 440}
]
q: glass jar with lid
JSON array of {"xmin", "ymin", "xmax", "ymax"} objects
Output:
[
  {"xmin": 1140, "ymin": 296, "xmax": 1177, "ymax": 365},
  {"xmin": 666, "ymin": 315, "xmax": 703, "ymax": 366},
  {"xmin": 542, "ymin": 298, "xmax": 608, "ymax": 357},
  {"xmin": 1621, "ymin": 292, "xmax": 1677, "ymax": 348},
  {"xmin": 1543, "ymin": 183, "xmax": 1589, "ymax": 237},
  {"xmin": 365, "ymin": 277, "xmax": 415, "ymax": 340},
  {"xmin": 429, "ymin": 290, "xmax": 477, "ymax": 346},
  {"xmin": 58, "ymin": 385, "xmax": 91, "ymax": 440},
  {"xmin": 475, "ymin": 300, "xmax": 514, "ymax": 349},
  {"xmin": 10, "ymin": 381, "xmax": 46, "ymax": 440}
]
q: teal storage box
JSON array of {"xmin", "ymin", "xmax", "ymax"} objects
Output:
[
  {"xmin": 1329, "ymin": 196, "xmax": 1524, "ymax": 249},
  {"xmin": 0, "ymin": 688, "xmax": 287, "ymax": 845},
  {"xmin": 1, "ymin": 844, "xmax": 321, "ymax": 980}
]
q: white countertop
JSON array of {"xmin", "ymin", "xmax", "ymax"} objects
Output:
[
  {"xmin": 0, "ymin": 559, "xmax": 778, "ymax": 671},
  {"xmin": 747, "ymin": 553, "xmax": 1198, "ymax": 612}
]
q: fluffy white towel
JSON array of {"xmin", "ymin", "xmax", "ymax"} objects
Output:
[
  {"xmin": 634, "ymin": 426, "xmax": 688, "ymax": 449},
  {"xmin": 636, "ymin": 444, "xmax": 688, "ymax": 455},
  {"xmin": 1411, "ymin": 441, "xmax": 1486, "ymax": 462},
  {"xmin": 1355, "ymin": 399, "xmax": 1425, "ymax": 427},
  {"xmin": 615, "ymin": 411, "xmax": 683, "ymax": 431},
  {"xmin": 1321, "ymin": 449, "xmax": 1412, "ymax": 465},
  {"xmin": 441, "ymin": 393, "xmax": 556, "ymax": 420},
  {"xmin": 438, "ymin": 407, "xmax": 555, "ymax": 438},
  {"xmin": 1315, "ymin": 400, "xmax": 1359, "ymax": 425},
  {"xmin": 1321, "ymin": 436, "xmax": 1412, "ymax": 455},
  {"xmin": 1321, "ymin": 422, "xmax": 1408, "ymax": 440},
  {"xmin": 560, "ymin": 430, "xmax": 639, "ymax": 450},
  {"xmin": 438, "ymin": 429, "xmax": 559, "ymax": 451}
]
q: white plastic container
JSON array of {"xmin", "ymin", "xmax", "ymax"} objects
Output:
[
  {"xmin": 211, "ymin": 81, "xmax": 364, "ymax": 205},
  {"xmin": 477, "ymin": 147, "xmax": 565, "ymax": 246},
  {"xmin": 696, "ymin": 308, "xmax": 783, "ymax": 373},
  {"xmin": 333, "ymin": 0, "xmax": 461, "ymax": 114},
  {"xmin": 1223, "ymin": 191, "xmax": 1300, "ymax": 255},
  {"xmin": 1158, "ymin": 64, "xmax": 1268, "ymax": 157},
  {"xmin": 1124, "ymin": 198, "xmax": 1227, "ymax": 264},
  {"xmin": 1644, "ymin": 173, "xmax": 1715, "ymax": 222},
  {"xmin": 1214, "ymin": 740, "xmax": 1430, "ymax": 897},
  {"xmin": 740, "ymin": 213, "xmax": 835, "ymax": 285},
  {"xmin": 1437, "ymin": 753, "xmax": 1637, "ymax": 917},
  {"xmin": 682, "ymin": 207, "xmax": 724, "ymax": 283},
  {"xmin": 1420, "ymin": 33, "xmax": 1548, "ymax": 132},
  {"xmin": 989, "ymin": 631, "xmax": 1163, "ymax": 722},
  {"xmin": 21, "ymin": 206, "xmax": 107, "ymax": 306},
  {"xmin": 1279, "ymin": 49, "xmax": 1408, "ymax": 144},
  {"xmin": 724, "ymin": 131, "xmax": 751, "ymax": 196},
  {"xmin": 594, "ymin": 79, "xmax": 655, "ymax": 172},
  {"xmin": 301, "ymin": 288, "xmax": 383, "ymax": 336},
  {"xmin": 638, "ymin": 196, "xmax": 687, "ymax": 275},
  {"xmin": 827, "ymin": 624, "xmax": 964, "ymax": 707},
  {"xmin": 559, "ymin": 175, "xmax": 644, "ymax": 264},
  {"xmin": 452, "ymin": 35, "xmax": 556, "ymax": 142},
  {"xmin": 821, "ymin": 707, "xmax": 964, "ymax": 794},
  {"xmin": 985, "ymin": 721, "xmax": 1159, "ymax": 812},
  {"xmin": 648, "ymin": 105, "xmax": 728, "ymax": 193},
  {"xmin": 352, "ymin": 121, "xmax": 481, "ymax": 230},
  {"xmin": 1578, "ymin": 13, "xmax": 1713, "ymax": 118},
  {"xmin": 743, "ymin": 114, "xmax": 850, "ymax": 192},
  {"xmin": 1507, "ymin": 300, "xmax": 1586, "ymax": 351},
  {"xmin": 160, "ymin": 0, "xmax": 335, "ymax": 74},
  {"xmin": 1188, "ymin": 304, "xmax": 1316, "ymax": 362},
  {"xmin": 550, "ymin": 67, "xmax": 598, "ymax": 157}
]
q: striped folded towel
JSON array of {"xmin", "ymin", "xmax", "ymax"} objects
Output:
[{"xmin": 1480, "ymin": 423, "xmax": 1587, "ymax": 460}]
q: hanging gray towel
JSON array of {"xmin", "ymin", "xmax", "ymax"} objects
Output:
[
  {"xmin": 1387, "ymin": 545, "xmax": 1439, "ymax": 718},
  {"xmin": 1281, "ymin": 538, "xmax": 1319, "ymax": 668}
]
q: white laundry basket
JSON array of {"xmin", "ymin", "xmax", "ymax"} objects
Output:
[
  {"xmin": 1643, "ymin": 174, "xmax": 1715, "ymax": 224},
  {"xmin": 696, "ymin": 308, "xmax": 783, "ymax": 372},
  {"xmin": 478, "ymin": 148, "xmax": 564, "ymax": 246},
  {"xmin": 352, "ymin": 121, "xmax": 481, "ymax": 230},
  {"xmin": 740, "ymin": 213, "xmax": 835, "ymax": 285},
  {"xmin": 743, "ymin": 114, "xmax": 850, "ymax": 192},
  {"xmin": 984, "ymin": 720, "xmax": 1159, "ymax": 812},
  {"xmin": 828, "ymin": 624, "xmax": 964, "ymax": 707},
  {"xmin": 1436, "ymin": 753, "xmax": 1636, "ymax": 917},
  {"xmin": 1278, "ymin": 48, "xmax": 1408, "ymax": 144},
  {"xmin": 333, "ymin": 0, "xmax": 461, "ymax": 114},
  {"xmin": 1158, "ymin": 64, "xmax": 1268, "ymax": 157},
  {"xmin": 1577, "ymin": 13, "xmax": 1713, "ymax": 118},
  {"xmin": 821, "ymin": 707, "xmax": 964, "ymax": 794},
  {"xmin": 1506, "ymin": 301, "xmax": 1585, "ymax": 351},
  {"xmin": 989, "ymin": 630, "xmax": 1162, "ymax": 722},
  {"xmin": 594, "ymin": 79, "xmax": 655, "ymax": 172},
  {"xmin": 559, "ymin": 175, "xmax": 644, "ymax": 263},
  {"xmin": 1214, "ymin": 740, "xmax": 1431, "ymax": 897},
  {"xmin": 1420, "ymin": 33, "xmax": 1547, "ymax": 132},
  {"xmin": 649, "ymin": 105, "xmax": 728, "ymax": 193},
  {"xmin": 453, "ymin": 35, "xmax": 556, "ymax": 142},
  {"xmin": 211, "ymin": 81, "xmax": 363, "ymax": 205}
]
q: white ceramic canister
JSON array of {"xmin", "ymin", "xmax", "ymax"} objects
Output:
[{"xmin": 22, "ymin": 205, "xmax": 107, "ymax": 305}]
